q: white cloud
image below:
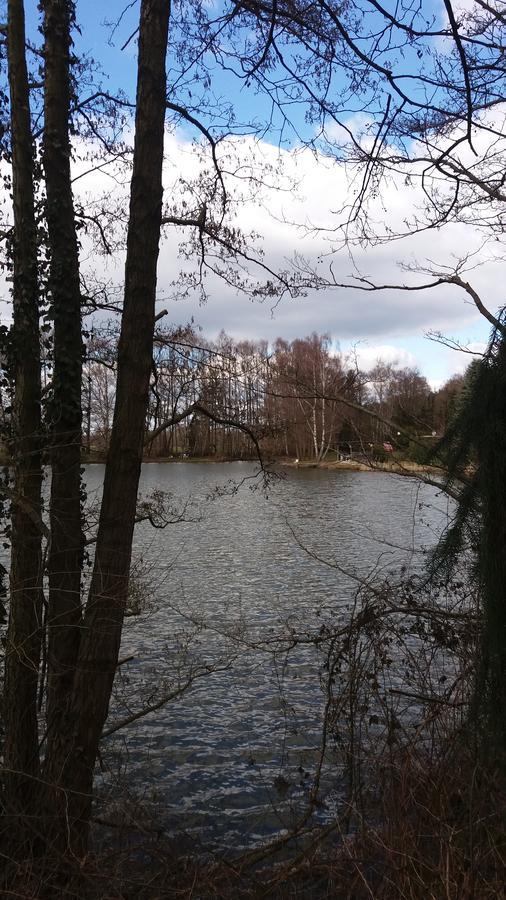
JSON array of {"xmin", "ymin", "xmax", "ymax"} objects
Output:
[
  {"xmin": 344, "ymin": 344, "xmax": 418, "ymax": 372},
  {"xmin": 451, "ymin": 0, "xmax": 479, "ymax": 13},
  {"xmin": 1, "ymin": 125, "xmax": 499, "ymax": 386},
  {"xmin": 151, "ymin": 133, "xmax": 498, "ymax": 353}
]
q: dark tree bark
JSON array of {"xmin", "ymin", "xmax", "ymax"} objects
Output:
[
  {"xmin": 41, "ymin": 0, "xmax": 83, "ymax": 741},
  {"xmin": 43, "ymin": 0, "xmax": 170, "ymax": 853},
  {"xmin": 2, "ymin": 0, "xmax": 44, "ymax": 847}
]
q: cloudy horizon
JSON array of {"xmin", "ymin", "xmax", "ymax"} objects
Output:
[{"xmin": 67, "ymin": 127, "xmax": 499, "ymax": 389}]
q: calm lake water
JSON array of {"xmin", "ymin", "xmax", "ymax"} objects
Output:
[{"xmin": 83, "ymin": 462, "xmax": 451, "ymax": 850}]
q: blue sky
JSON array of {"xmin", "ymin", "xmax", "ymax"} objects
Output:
[{"xmin": 24, "ymin": 2, "xmax": 139, "ymax": 95}]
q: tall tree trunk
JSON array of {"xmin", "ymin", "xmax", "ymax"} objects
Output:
[
  {"xmin": 2, "ymin": 0, "xmax": 44, "ymax": 849},
  {"xmin": 43, "ymin": 0, "xmax": 170, "ymax": 854},
  {"xmin": 41, "ymin": 0, "xmax": 83, "ymax": 742}
]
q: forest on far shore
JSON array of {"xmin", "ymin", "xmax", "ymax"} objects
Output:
[{"xmin": 80, "ymin": 327, "xmax": 467, "ymax": 462}]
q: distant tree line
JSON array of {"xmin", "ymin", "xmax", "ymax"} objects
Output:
[{"xmin": 84, "ymin": 326, "xmax": 467, "ymax": 462}]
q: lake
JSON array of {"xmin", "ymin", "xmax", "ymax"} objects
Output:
[{"xmin": 83, "ymin": 462, "xmax": 451, "ymax": 851}]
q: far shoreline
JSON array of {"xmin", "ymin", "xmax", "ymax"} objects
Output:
[{"xmin": 79, "ymin": 453, "xmax": 442, "ymax": 476}]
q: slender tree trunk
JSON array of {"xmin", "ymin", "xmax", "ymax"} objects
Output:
[
  {"xmin": 41, "ymin": 0, "xmax": 83, "ymax": 742},
  {"xmin": 2, "ymin": 0, "xmax": 44, "ymax": 849},
  {"xmin": 43, "ymin": 0, "xmax": 170, "ymax": 854}
]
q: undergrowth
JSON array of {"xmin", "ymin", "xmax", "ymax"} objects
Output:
[{"xmin": 2, "ymin": 575, "xmax": 505, "ymax": 898}]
